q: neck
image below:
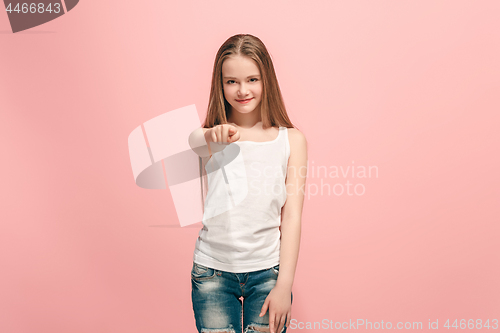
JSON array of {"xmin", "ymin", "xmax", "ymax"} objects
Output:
[{"xmin": 227, "ymin": 106, "xmax": 266, "ymax": 129}]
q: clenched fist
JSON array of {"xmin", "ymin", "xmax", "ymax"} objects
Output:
[{"xmin": 205, "ymin": 124, "xmax": 240, "ymax": 144}]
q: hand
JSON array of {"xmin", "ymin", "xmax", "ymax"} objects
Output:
[
  {"xmin": 205, "ymin": 124, "xmax": 240, "ymax": 144},
  {"xmin": 259, "ymin": 285, "xmax": 292, "ymax": 333}
]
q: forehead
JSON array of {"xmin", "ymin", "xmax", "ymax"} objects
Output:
[{"xmin": 222, "ymin": 55, "xmax": 260, "ymax": 77}]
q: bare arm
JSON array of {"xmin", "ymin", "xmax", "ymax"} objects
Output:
[{"xmin": 276, "ymin": 128, "xmax": 308, "ymax": 291}]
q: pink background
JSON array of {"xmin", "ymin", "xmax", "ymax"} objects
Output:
[{"xmin": 1, "ymin": 1, "xmax": 499, "ymax": 332}]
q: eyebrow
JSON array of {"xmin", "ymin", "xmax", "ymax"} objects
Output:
[{"xmin": 223, "ymin": 75, "xmax": 261, "ymax": 79}]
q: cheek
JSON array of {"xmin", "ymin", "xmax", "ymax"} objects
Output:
[
  {"xmin": 256, "ymin": 85, "xmax": 263, "ymax": 97},
  {"xmin": 255, "ymin": 89, "xmax": 263, "ymax": 100},
  {"xmin": 223, "ymin": 86, "xmax": 237, "ymax": 96}
]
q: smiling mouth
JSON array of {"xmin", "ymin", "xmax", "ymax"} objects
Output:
[{"xmin": 236, "ymin": 98, "xmax": 253, "ymax": 102}]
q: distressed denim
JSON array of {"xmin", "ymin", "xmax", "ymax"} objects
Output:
[{"xmin": 191, "ymin": 262, "xmax": 293, "ymax": 333}]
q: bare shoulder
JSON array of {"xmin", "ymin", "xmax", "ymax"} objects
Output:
[{"xmin": 287, "ymin": 127, "xmax": 308, "ymax": 151}]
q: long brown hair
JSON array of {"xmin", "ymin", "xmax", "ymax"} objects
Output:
[{"xmin": 202, "ymin": 34, "xmax": 295, "ymax": 129}]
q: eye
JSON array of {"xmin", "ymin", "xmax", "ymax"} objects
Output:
[
  {"xmin": 250, "ymin": 78, "xmax": 259, "ymax": 82},
  {"xmin": 226, "ymin": 80, "xmax": 235, "ymax": 84}
]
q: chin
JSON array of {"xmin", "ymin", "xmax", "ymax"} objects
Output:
[
  {"xmin": 232, "ymin": 103, "xmax": 252, "ymax": 111},
  {"xmin": 235, "ymin": 108, "xmax": 256, "ymax": 114}
]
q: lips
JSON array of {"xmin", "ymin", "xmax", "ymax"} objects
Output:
[{"xmin": 236, "ymin": 98, "xmax": 253, "ymax": 103}]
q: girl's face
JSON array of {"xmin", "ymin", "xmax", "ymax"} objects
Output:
[{"xmin": 221, "ymin": 55, "xmax": 263, "ymax": 116}]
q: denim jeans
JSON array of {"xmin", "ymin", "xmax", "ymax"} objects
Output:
[{"xmin": 191, "ymin": 262, "xmax": 293, "ymax": 333}]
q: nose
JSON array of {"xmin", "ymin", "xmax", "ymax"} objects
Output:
[{"xmin": 238, "ymin": 83, "xmax": 249, "ymax": 96}]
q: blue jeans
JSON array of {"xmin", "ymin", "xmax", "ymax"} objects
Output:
[{"xmin": 191, "ymin": 262, "xmax": 293, "ymax": 333}]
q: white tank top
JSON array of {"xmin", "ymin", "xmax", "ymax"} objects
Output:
[{"xmin": 192, "ymin": 126, "xmax": 290, "ymax": 273}]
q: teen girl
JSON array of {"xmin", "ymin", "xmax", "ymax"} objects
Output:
[{"xmin": 188, "ymin": 34, "xmax": 307, "ymax": 333}]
